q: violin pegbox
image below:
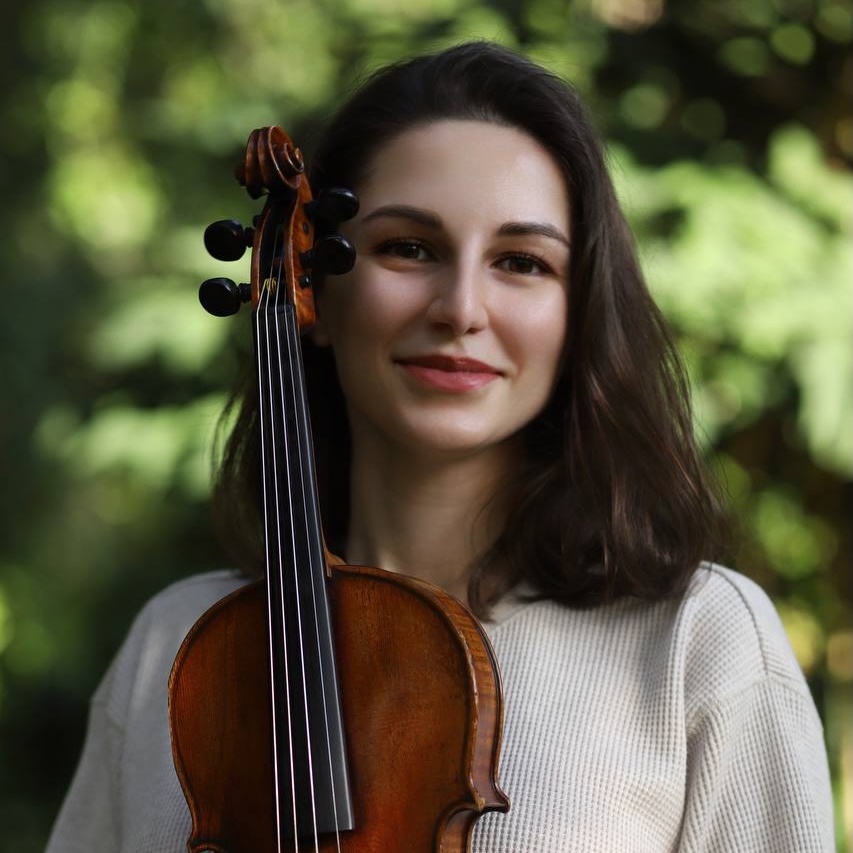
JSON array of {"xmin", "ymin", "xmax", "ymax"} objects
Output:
[{"xmin": 198, "ymin": 127, "xmax": 359, "ymax": 330}]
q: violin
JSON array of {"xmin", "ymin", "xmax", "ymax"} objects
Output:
[{"xmin": 168, "ymin": 126, "xmax": 509, "ymax": 852}]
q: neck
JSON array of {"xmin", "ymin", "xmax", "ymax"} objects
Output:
[{"xmin": 343, "ymin": 425, "xmax": 519, "ymax": 605}]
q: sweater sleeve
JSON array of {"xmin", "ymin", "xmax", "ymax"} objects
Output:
[
  {"xmin": 43, "ymin": 590, "xmax": 153, "ymax": 853},
  {"xmin": 43, "ymin": 688, "xmax": 123, "ymax": 853},
  {"xmin": 679, "ymin": 676, "xmax": 834, "ymax": 852}
]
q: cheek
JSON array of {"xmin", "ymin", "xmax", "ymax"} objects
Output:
[
  {"xmin": 317, "ymin": 269, "xmax": 424, "ymax": 399},
  {"xmin": 502, "ymin": 288, "xmax": 568, "ymax": 378},
  {"xmin": 322, "ymin": 266, "xmax": 424, "ymax": 353}
]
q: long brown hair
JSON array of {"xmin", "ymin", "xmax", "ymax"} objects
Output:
[{"xmin": 213, "ymin": 42, "xmax": 729, "ymax": 617}]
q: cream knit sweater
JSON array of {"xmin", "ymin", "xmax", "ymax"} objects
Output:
[{"xmin": 45, "ymin": 564, "xmax": 835, "ymax": 852}]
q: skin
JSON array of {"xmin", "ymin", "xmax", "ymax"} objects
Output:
[{"xmin": 312, "ymin": 120, "xmax": 571, "ymax": 603}]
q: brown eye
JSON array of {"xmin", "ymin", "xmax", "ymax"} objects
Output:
[
  {"xmin": 378, "ymin": 239, "xmax": 432, "ymax": 261},
  {"xmin": 496, "ymin": 253, "xmax": 550, "ymax": 275}
]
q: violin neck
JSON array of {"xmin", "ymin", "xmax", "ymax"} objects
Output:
[{"xmin": 253, "ymin": 302, "xmax": 355, "ymax": 839}]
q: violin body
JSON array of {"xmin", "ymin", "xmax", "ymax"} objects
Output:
[{"xmin": 170, "ymin": 565, "xmax": 508, "ymax": 852}]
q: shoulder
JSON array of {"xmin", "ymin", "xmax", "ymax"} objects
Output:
[
  {"xmin": 487, "ymin": 564, "xmax": 810, "ymax": 713},
  {"xmin": 93, "ymin": 570, "xmax": 251, "ymax": 720},
  {"xmin": 675, "ymin": 562, "xmax": 811, "ymax": 718},
  {"xmin": 674, "ymin": 567, "xmax": 834, "ymax": 850},
  {"xmin": 131, "ymin": 569, "xmax": 250, "ymax": 632}
]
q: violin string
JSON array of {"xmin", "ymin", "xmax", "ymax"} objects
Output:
[
  {"xmin": 262, "ymin": 222, "xmax": 301, "ymax": 851},
  {"xmin": 257, "ymin": 279, "xmax": 286, "ymax": 853},
  {"xmin": 271, "ymin": 220, "xmax": 321, "ymax": 850},
  {"xmin": 283, "ymin": 245, "xmax": 344, "ymax": 853}
]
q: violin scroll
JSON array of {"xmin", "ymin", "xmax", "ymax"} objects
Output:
[{"xmin": 238, "ymin": 126, "xmax": 304, "ymax": 199}]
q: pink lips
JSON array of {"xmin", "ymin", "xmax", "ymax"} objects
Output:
[{"xmin": 395, "ymin": 354, "xmax": 501, "ymax": 392}]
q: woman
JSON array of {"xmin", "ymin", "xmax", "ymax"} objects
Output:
[{"xmin": 46, "ymin": 42, "xmax": 834, "ymax": 852}]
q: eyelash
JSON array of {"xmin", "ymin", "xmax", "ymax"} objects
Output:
[
  {"xmin": 375, "ymin": 237, "xmax": 432, "ymax": 261},
  {"xmin": 374, "ymin": 238, "xmax": 555, "ymax": 275},
  {"xmin": 496, "ymin": 251, "xmax": 554, "ymax": 276}
]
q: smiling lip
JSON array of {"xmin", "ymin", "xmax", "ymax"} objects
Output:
[{"xmin": 395, "ymin": 354, "xmax": 501, "ymax": 392}]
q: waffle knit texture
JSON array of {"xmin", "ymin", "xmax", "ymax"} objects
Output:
[{"xmin": 45, "ymin": 564, "xmax": 834, "ymax": 852}]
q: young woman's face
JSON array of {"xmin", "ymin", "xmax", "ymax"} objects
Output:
[{"xmin": 313, "ymin": 120, "xmax": 570, "ymax": 459}]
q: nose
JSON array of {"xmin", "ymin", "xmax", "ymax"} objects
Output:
[{"xmin": 425, "ymin": 258, "xmax": 488, "ymax": 336}]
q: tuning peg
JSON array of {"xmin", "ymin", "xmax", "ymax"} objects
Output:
[
  {"xmin": 199, "ymin": 278, "xmax": 251, "ymax": 316},
  {"xmin": 305, "ymin": 188, "xmax": 359, "ymax": 227},
  {"xmin": 204, "ymin": 220, "xmax": 254, "ymax": 261},
  {"xmin": 300, "ymin": 235, "xmax": 356, "ymax": 276}
]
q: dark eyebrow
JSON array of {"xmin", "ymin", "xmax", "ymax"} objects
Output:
[
  {"xmin": 361, "ymin": 205, "xmax": 571, "ymax": 249},
  {"xmin": 498, "ymin": 221, "xmax": 571, "ymax": 249},
  {"xmin": 360, "ymin": 205, "xmax": 442, "ymax": 229}
]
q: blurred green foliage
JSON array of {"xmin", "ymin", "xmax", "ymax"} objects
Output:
[{"xmin": 1, "ymin": 0, "xmax": 850, "ymax": 849}]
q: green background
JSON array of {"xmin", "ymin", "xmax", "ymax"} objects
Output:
[{"xmin": 1, "ymin": 0, "xmax": 850, "ymax": 849}]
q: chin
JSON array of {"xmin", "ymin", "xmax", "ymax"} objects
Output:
[{"xmin": 394, "ymin": 415, "xmax": 518, "ymax": 458}]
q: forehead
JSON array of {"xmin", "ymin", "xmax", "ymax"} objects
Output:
[{"xmin": 356, "ymin": 120, "xmax": 570, "ymax": 229}]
